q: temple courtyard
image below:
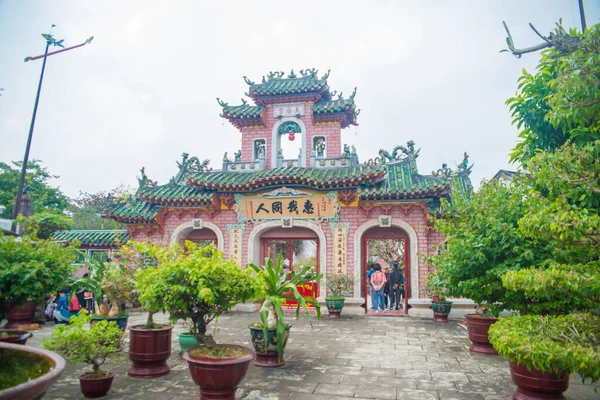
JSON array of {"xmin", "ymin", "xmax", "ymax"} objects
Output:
[{"xmin": 23, "ymin": 311, "xmax": 598, "ymax": 400}]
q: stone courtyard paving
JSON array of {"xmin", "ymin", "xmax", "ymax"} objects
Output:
[{"xmin": 23, "ymin": 311, "xmax": 598, "ymax": 400}]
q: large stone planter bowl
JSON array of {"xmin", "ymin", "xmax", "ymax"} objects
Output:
[
  {"xmin": 4, "ymin": 301, "xmax": 37, "ymax": 329},
  {"xmin": 248, "ymin": 324, "xmax": 290, "ymax": 368},
  {"xmin": 509, "ymin": 362, "xmax": 569, "ymax": 400},
  {"xmin": 0, "ymin": 342, "xmax": 66, "ymax": 400}
]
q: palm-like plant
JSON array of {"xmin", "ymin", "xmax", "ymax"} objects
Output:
[{"xmin": 248, "ymin": 254, "xmax": 322, "ymax": 360}]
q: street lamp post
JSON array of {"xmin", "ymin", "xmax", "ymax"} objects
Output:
[{"xmin": 13, "ymin": 26, "xmax": 93, "ymax": 219}]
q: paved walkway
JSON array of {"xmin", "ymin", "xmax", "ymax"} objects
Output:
[{"xmin": 20, "ymin": 311, "xmax": 598, "ymax": 399}]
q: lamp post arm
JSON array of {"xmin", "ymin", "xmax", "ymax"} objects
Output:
[
  {"xmin": 13, "ymin": 41, "xmax": 51, "ymax": 219},
  {"xmin": 24, "ymin": 36, "xmax": 94, "ymax": 62}
]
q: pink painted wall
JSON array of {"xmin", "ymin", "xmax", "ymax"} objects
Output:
[
  {"xmin": 239, "ymin": 104, "xmax": 343, "ymax": 168},
  {"xmin": 131, "ymin": 203, "xmax": 442, "ymax": 300}
]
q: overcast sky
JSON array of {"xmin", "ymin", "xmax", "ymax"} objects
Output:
[{"xmin": 1, "ymin": 1, "xmax": 598, "ymax": 200}]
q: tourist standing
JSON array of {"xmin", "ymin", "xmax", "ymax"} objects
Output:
[
  {"xmin": 370, "ymin": 264, "xmax": 387, "ymax": 313},
  {"xmin": 388, "ymin": 263, "xmax": 404, "ymax": 310}
]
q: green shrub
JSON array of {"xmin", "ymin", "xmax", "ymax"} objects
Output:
[
  {"xmin": 42, "ymin": 309, "xmax": 124, "ymax": 376},
  {"xmin": 489, "ymin": 313, "xmax": 600, "ymax": 383}
]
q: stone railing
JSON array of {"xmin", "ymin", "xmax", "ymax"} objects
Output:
[
  {"xmin": 280, "ymin": 159, "xmax": 300, "ymax": 168},
  {"xmin": 310, "ymin": 155, "xmax": 359, "ymax": 169},
  {"xmin": 222, "ymin": 159, "xmax": 265, "ymax": 173}
]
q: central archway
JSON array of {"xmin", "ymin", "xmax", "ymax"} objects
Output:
[
  {"xmin": 353, "ymin": 219, "xmax": 419, "ymax": 303},
  {"xmin": 248, "ymin": 220, "xmax": 327, "ymax": 299},
  {"xmin": 170, "ymin": 221, "xmax": 224, "ymax": 251}
]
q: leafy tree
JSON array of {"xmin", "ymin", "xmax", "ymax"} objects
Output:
[
  {"xmin": 16, "ymin": 211, "xmax": 73, "ymax": 240},
  {"xmin": 425, "ymin": 179, "xmax": 553, "ymax": 316},
  {"xmin": 368, "ymin": 239, "xmax": 404, "ymax": 266},
  {"xmin": 507, "ymin": 24, "xmax": 600, "ymax": 165},
  {"xmin": 0, "ymin": 160, "xmax": 69, "ymax": 215},
  {"xmin": 69, "ymin": 185, "xmax": 133, "ymax": 230}
]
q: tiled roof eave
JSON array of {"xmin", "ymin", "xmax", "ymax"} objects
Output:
[
  {"xmin": 359, "ymin": 185, "xmax": 452, "ymax": 201},
  {"xmin": 248, "ymin": 92, "xmax": 326, "ymax": 107}
]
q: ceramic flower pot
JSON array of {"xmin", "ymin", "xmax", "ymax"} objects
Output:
[
  {"xmin": 248, "ymin": 324, "xmax": 290, "ymax": 367},
  {"xmin": 465, "ymin": 314, "xmax": 498, "ymax": 355},
  {"xmin": 182, "ymin": 344, "xmax": 254, "ymax": 400},
  {"xmin": 178, "ymin": 332, "xmax": 199, "ymax": 353},
  {"xmin": 509, "ymin": 362, "xmax": 569, "ymax": 400},
  {"xmin": 325, "ymin": 297, "xmax": 345, "ymax": 319},
  {"xmin": 431, "ymin": 301, "xmax": 453, "ymax": 323},
  {"xmin": 79, "ymin": 372, "xmax": 115, "ymax": 398},
  {"xmin": 128, "ymin": 324, "xmax": 173, "ymax": 378},
  {"xmin": 4, "ymin": 301, "xmax": 37, "ymax": 329}
]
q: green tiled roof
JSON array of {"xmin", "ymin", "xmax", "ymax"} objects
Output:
[
  {"xmin": 52, "ymin": 230, "xmax": 129, "ymax": 247},
  {"xmin": 103, "ymin": 201, "xmax": 160, "ymax": 223},
  {"xmin": 312, "ymin": 98, "xmax": 355, "ymax": 114},
  {"xmin": 359, "ymin": 162, "xmax": 452, "ymax": 199},
  {"xmin": 248, "ymin": 75, "xmax": 328, "ymax": 97},
  {"xmin": 137, "ymin": 183, "xmax": 213, "ymax": 205},
  {"xmin": 187, "ymin": 164, "xmax": 385, "ymax": 192},
  {"xmin": 221, "ymin": 104, "xmax": 265, "ymax": 119}
]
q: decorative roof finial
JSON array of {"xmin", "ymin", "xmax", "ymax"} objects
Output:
[
  {"xmin": 349, "ymin": 87, "xmax": 357, "ymax": 100},
  {"xmin": 243, "ymin": 76, "xmax": 255, "ymax": 85},
  {"xmin": 216, "ymin": 98, "xmax": 228, "ymax": 107},
  {"xmin": 288, "ymin": 69, "xmax": 296, "ymax": 78},
  {"xmin": 321, "ymin": 69, "xmax": 331, "ymax": 80},
  {"xmin": 241, "ymin": 98, "xmax": 247, "ymax": 105}
]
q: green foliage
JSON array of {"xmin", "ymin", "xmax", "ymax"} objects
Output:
[
  {"xmin": 489, "ymin": 313, "xmax": 600, "ymax": 383},
  {"xmin": 425, "ymin": 179, "xmax": 552, "ymax": 316},
  {"xmin": 69, "ymin": 185, "xmax": 133, "ymax": 230},
  {"xmin": 420, "ymin": 272, "xmax": 449, "ymax": 301},
  {"xmin": 136, "ymin": 242, "xmax": 263, "ymax": 341},
  {"xmin": 508, "ymin": 25, "xmax": 600, "ymax": 165},
  {"xmin": 0, "ymin": 160, "xmax": 70, "ymax": 215},
  {"xmin": 42, "ymin": 309, "xmax": 124, "ymax": 373},
  {"xmin": 16, "ymin": 211, "xmax": 73, "ymax": 239},
  {"xmin": 248, "ymin": 254, "xmax": 322, "ymax": 360},
  {"xmin": 0, "ymin": 235, "xmax": 77, "ymax": 320},
  {"xmin": 326, "ymin": 272, "xmax": 353, "ymax": 298}
]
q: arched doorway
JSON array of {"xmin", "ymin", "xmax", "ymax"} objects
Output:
[
  {"xmin": 260, "ymin": 227, "xmax": 319, "ymax": 307},
  {"xmin": 362, "ymin": 226, "xmax": 409, "ymax": 316},
  {"xmin": 170, "ymin": 221, "xmax": 224, "ymax": 251},
  {"xmin": 248, "ymin": 220, "xmax": 327, "ymax": 299},
  {"xmin": 271, "ymin": 118, "xmax": 307, "ymax": 168}
]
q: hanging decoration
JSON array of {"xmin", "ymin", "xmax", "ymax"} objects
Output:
[{"xmin": 278, "ymin": 121, "xmax": 301, "ymax": 142}]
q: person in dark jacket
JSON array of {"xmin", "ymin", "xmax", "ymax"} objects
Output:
[{"xmin": 388, "ymin": 263, "xmax": 404, "ymax": 310}]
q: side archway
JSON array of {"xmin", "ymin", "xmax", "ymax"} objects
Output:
[
  {"xmin": 247, "ymin": 220, "xmax": 327, "ymax": 299},
  {"xmin": 170, "ymin": 221, "xmax": 224, "ymax": 251},
  {"xmin": 353, "ymin": 219, "xmax": 419, "ymax": 299}
]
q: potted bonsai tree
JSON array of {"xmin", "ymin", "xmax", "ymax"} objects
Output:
[
  {"xmin": 42, "ymin": 309, "xmax": 124, "ymax": 398},
  {"xmin": 125, "ymin": 241, "xmax": 175, "ymax": 379},
  {"xmin": 488, "ymin": 142, "xmax": 600, "ymax": 398},
  {"xmin": 248, "ymin": 254, "xmax": 322, "ymax": 367},
  {"xmin": 425, "ymin": 179, "xmax": 552, "ymax": 354},
  {"xmin": 0, "ymin": 234, "xmax": 77, "ymax": 329},
  {"xmin": 420, "ymin": 272, "xmax": 453, "ymax": 323},
  {"xmin": 324, "ymin": 272, "xmax": 353, "ymax": 318},
  {"xmin": 141, "ymin": 242, "xmax": 264, "ymax": 399}
]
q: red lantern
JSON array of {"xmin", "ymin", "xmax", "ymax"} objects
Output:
[{"xmin": 288, "ymin": 133, "xmax": 295, "ymax": 141}]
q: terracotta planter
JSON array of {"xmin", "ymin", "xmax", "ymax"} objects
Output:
[
  {"xmin": 325, "ymin": 297, "xmax": 345, "ymax": 319},
  {"xmin": 248, "ymin": 324, "xmax": 290, "ymax": 367},
  {"xmin": 432, "ymin": 301, "xmax": 453, "ymax": 323},
  {"xmin": 91, "ymin": 315, "xmax": 129, "ymax": 331},
  {"xmin": 182, "ymin": 344, "xmax": 254, "ymax": 400},
  {"xmin": 128, "ymin": 324, "xmax": 173, "ymax": 378},
  {"xmin": 4, "ymin": 301, "xmax": 36, "ymax": 329},
  {"xmin": 0, "ymin": 329, "xmax": 33, "ymax": 345},
  {"xmin": 79, "ymin": 372, "xmax": 115, "ymax": 398},
  {"xmin": 0, "ymin": 342, "xmax": 66, "ymax": 400},
  {"xmin": 509, "ymin": 362, "xmax": 569, "ymax": 400},
  {"xmin": 465, "ymin": 314, "xmax": 498, "ymax": 355}
]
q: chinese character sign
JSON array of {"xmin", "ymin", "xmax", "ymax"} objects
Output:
[
  {"xmin": 333, "ymin": 226, "xmax": 348, "ymax": 275},
  {"xmin": 273, "ymin": 103, "xmax": 305, "ymax": 118},
  {"xmin": 239, "ymin": 195, "xmax": 335, "ymax": 220},
  {"xmin": 229, "ymin": 227, "xmax": 242, "ymax": 265}
]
